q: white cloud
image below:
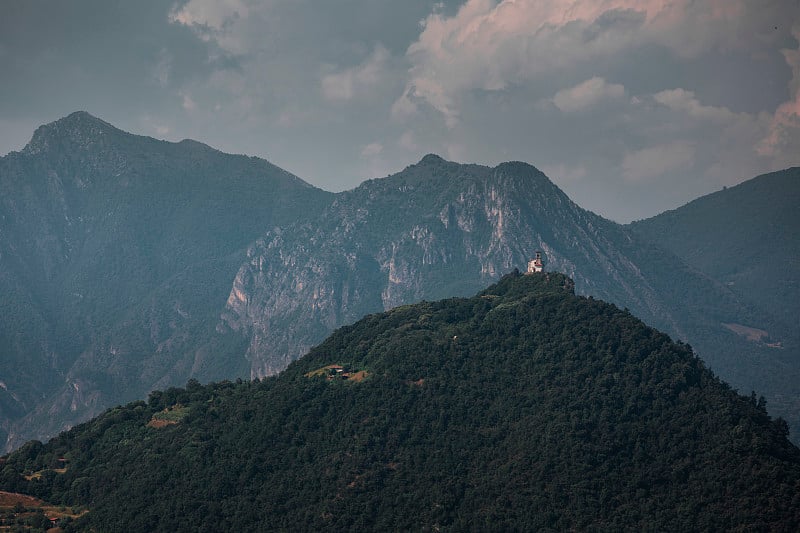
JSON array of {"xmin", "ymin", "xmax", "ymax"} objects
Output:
[
  {"xmin": 361, "ymin": 142, "xmax": 383, "ymax": 158},
  {"xmin": 140, "ymin": 115, "xmax": 172, "ymax": 138},
  {"xmin": 152, "ymin": 48, "xmax": 172, "ymax": 87},
  {"xmin": 321, "ymin": 46, "xmax": 391, "ymax": 102},
  {"xmin": 552, "ymin": 77, "xmax": 625, "ymax": 112},
  {"xmin": 396, "ymin": 0, "xmax": 796, "ymax": 123},
  {"xmin": 181, "ymin": 92, "xmax": 197, "ymax": 111},
  {"xmin": 445, "ymin": 142, "xmax": 467, "ymax": 162},
  {"xmin": 653, "ymin": 88, "xmax": 735, "ymax": 122},
  {"xmin": 158, "ymin": 0, "xmax": 800, "ymax": 221},
  {"xmin": 541, "ymin": 163, "xmax": 588, "ymax": 182},
  {"xmin": 169, "ymin": 0, "xmax": 254, "ymax": 55},
  {"xmin": 757, "ymin": 25, "xmax": 800, "ymax": 169},
  {"xmin": 622, "ymin": 141, "xmax": 695, "ymax": 182},
  {"xmin": 390, "ymin": 91, "xmax": 418, "ymax": 122},
  {"xmin": 169, "ymin": 0, "xmax": 251, "ymax": 31},
  {"xmin": 398, "ymin": 131, "xmax": 418, "ymax": 151},
  {"xmin": 647, "ymin": 86, "xmax": 796, "ymax": 181}
]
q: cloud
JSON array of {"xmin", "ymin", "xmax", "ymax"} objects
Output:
[
  {"xmin": 321, "ymin": 46, "xmax": 391, "ymax": 102},
  {"xmin": 361, "ymin": 142, "xmax": 383, "ymax": 157},
  {"xmin": 181, "ymin": 92, "xmax": 197, "ymax": 112},
  {"xmin": 622, "ymin": 141, "xmax": 695, "ymax": 182},
  {"xmin": 396, "ymin": 0, "xmax": 796, "ymax": 123},
  {"xmin": 152, "ymin": 49, "xmax": 172, "ymax": 87},
  {"xmin": 2, "ymin": 0, "xmax": 797, "ymax": 223},
  {"xmin": 757, "ymin": 25, "xmax": 800, "ymax": 169},
  {"xmin": 140, "ymin": 115, "xmax": 172, "ymax": 138},
  {"xmin": 398, "ymin": 131, "xmax": 418, "ymax": 151},
  {"xmin": 169, "ymin": 0, "xmax": 253, "ymax": 55},
  {"xmin": 653, "ymin": 88, "xmax": 735, "ymax": 122},
  {"xmin": 169, "ymin": 0, "xmax": 251, "ymax": 29},
  {"xmin": 541, "ymin": 163, "xmax": 588, "ymax": 182},
  {"xmin": 552, "ymin": 77, "xmax": 625, "ymax": 112}
]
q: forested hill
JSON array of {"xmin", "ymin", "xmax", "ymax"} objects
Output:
[
  {"xmin": 2, "ymin": 272, "xmax": 799, "ymax": 531},
  {"xmin": 629, "ymin": 167, "xmax": 799, "ymax": 351},
  {"xmin": 629, "ymin": 167, "xmax": 800, "ymax": 438},
  {"xmin": 630, "ymin": 167, "xmax": 799, "ymax": 323},
  {"xmin": 0, "ymin": 111, "xmax": 332, "ymax": 450}
]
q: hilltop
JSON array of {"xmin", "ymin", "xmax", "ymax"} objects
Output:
[{"xmin": 1, "ymin": 273, "xmax": 798, "ymax": 531}]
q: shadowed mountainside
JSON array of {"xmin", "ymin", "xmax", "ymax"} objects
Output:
[{"xmin": 1, "ymin": 273, "xmax": 798, "ymax": 531}]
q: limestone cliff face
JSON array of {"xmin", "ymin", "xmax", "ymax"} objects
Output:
[{"xmin": 222, "ymin": 156, "xmax": 676, "ymax": 378}]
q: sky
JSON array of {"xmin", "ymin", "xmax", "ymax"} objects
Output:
[{"xmin": 1, "ymin": 0, "xmax": 798, "ymax": 222}]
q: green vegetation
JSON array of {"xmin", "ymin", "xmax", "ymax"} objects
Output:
[
  {"xmin": 147, "ymin": 405, "xmax": 190, "ymax": 428},
  {"xmin": 630, "ymin": 167, "xmax": 800, "ymax": 439},
  {"xmin": 3, "ymin": 114, "xmax": 795, "ymax": 460},
  {"xmin": 304, "ymin": 364, "xmax": 369, "ymax": 382},
  {"xmin": 0, "ymin": 111, "xmax": 332, "ymax": 449},
  {"xmin": 1, "ymin": 272, "xmax": 798, "ymax": 531},
  {"xmin": 0, "ymin": 490, "xmax": 86, "ymax": 531},
  {"xmin": 630, "ymin": 167, "xmax": 799, "ymax": 323}
]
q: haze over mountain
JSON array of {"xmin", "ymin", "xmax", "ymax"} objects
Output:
[
  {"xmin": 630, "ymin": 168, "xmax": 800, "ymax": 433},
  {"xmin": 630, "ymin": 168, "xmax": 799, "ymax": 329},
  {"xmin": 2, "ymin": 273, "xmax": 798, "ymax": 531},
  {"xmin": 0, "ymin": 113, "xmax": 797, "ymax": 450},
  {"xmin": 0, "ymin": 112, "xmax": 331, "ymax": 449}
]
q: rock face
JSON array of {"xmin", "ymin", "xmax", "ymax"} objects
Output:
[
  {"xmin": 218, "ymin": 154, "xmax": 772, "ymax": 415},
  {"xmin": 0, "ymin": 113, "xmax": 795, "ymax": 449},
  {"xmin": 220, "ymin": 156, "xmax": 667, "ymax": 378}
]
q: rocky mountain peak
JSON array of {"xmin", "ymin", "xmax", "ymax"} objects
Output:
[{"xmin": 22, "ymin": 111, "xmax": 121, "ymax": 156}]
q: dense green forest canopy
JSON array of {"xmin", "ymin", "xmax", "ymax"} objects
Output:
[{"xmin": 2, "ymin": 272, "xmax": 799, "ymax": 531}]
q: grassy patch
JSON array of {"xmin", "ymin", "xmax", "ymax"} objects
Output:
[
  {"xmin": 346, "ymin": 370, "xmax": 369, "ymax": 383},
  {"xmin": 304, "ymin": 365, "xmax": 344, "ymax": 378},
  {"xmin": 22, "ymin": 467, "xmax": 67, "ymax": 482},
  {"xmin": 0, "ymin": 490, "xmax": 88, "ymax": 528},
  {"xmin": 147, "ymin": 404, "xmax": 190, "ymax": 428},
  {"xmin": 305, "ymin": 364, "xmax": 369, "ymax": 383}
]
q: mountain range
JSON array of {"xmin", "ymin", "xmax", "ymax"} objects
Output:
[
  {"xmin": 0, "ymin": 112, "xmax": 797, "ymax": 450},
  {"xmin": 1, "ymin": 273, "xmax": 798, "ymax": 530}
]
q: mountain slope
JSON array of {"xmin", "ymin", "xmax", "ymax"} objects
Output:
[
  {"xmin": 629, "ymin": 167, "xmax": 800, "ymax": 437},
  {"xmin": 222, "ymin": 155, "xmax": 686, "ymax": 376},
  {"xmin": 2, "ymin": 114, "xmax": 796, "ymax": 451},
  {"xmin": 221, "ymin": 155, "xmax": 789, "ymax": 431},
  {"xmin": 0, "ymin": 111, "xmax": 332, "ymax": 450},
  {"xmin": 2, "ymin": 273, "xmax": 798, "ymax": 531},
  {"xmin": 630, "ymin": 167, "xmax": 799, "ymax": 329}
]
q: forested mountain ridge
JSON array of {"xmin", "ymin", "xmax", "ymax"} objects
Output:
[
  {"xmin": 630, "ymin": 167, "xmax": 799, "ymax": 331},
  {"xmin": 1, "ymin": 112, "xmax": 796, "ymax": 451},
  {"xmin": 629, "ymin": 167, "xmax": 800, "ymax": 440},
  {"xmin": 1, "ymin": 272, "xmax": 798, "ymax": 531},
  {"xmin": 0, "ymin": 112, "xmax": 332, "ymax": 450}
]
